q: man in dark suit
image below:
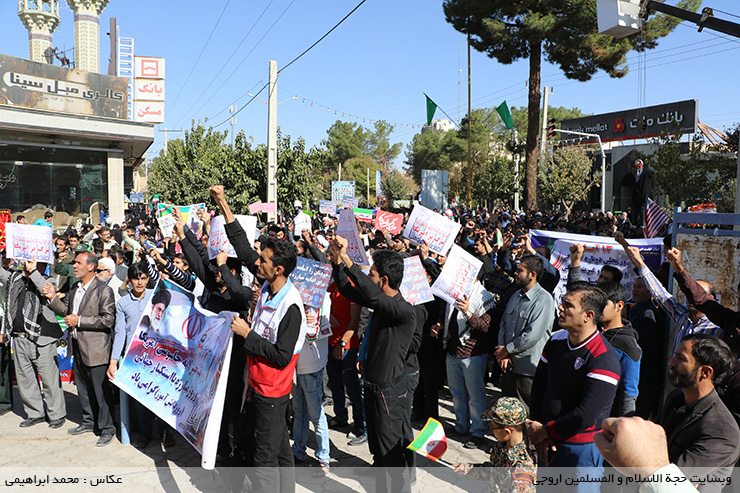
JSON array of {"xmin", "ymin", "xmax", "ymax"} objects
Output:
[
  {"xmin": 44, "ymin": 251, "xmax": 116, "ymax": 447},
  {"xmin": 659, "ymin": 334, "xmax": 740, "ymax": 492},
  {"xmin": 630, "ymin": 159, "xmax": 654, "ymax": 226}
]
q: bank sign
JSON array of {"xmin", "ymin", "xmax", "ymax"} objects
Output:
[{"xmin": 560, "ymin": 100, "xmax": 698, "ymax": 143}]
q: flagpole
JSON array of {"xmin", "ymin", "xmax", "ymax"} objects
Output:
[{"xmin": 467, "ymin": 32, "xmax": 473, "ymax": 208}]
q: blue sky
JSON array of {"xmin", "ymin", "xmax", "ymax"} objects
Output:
[{"xmin": 2, "ymin": 1, "xmax": 739, "ymax": 166}]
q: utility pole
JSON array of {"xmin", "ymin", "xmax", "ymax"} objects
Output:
[
  {"xmin": 367, "ymin": 168, "xmax": 370, "ymax": 207},
  {"xmin": 267, "ymin": 60, "xmax": 278, "ymax": 222},
  {"xmin": 513, "ymin": 129, "xmax": 520, "ymax": 211},
  {"xmin": 107, "ymin": 18, "xmax": 117, "ymax": 76},
  {"xmin": 539, "ymin": 86, "xmax": 553, "ymax": 156},
  {"xmin": 158, "ymin": 128, "xmax": 182, "ymax": 156},
  {"xmin": 229, "ymin": 105, "xmax": 237, "ymax": 147},
  {"xmin": 466, "ymin": 33, "xmax": 472, "ymax": 208}
]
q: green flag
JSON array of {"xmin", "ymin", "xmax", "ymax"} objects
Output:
[
  {"xmin": 425, "ymin": 94, "xmax": 437, "ymax": 126},
  {"xmin": 496, "ymin": 100, "xmax": 514, "ymax": 130}
]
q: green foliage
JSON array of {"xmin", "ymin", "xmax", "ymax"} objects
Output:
[
  {"xmin": 380, "ymin": 170, "xmax": 414, "ymax": 204},
  {"xmin": 443, "ymin": 0, "xmax": 700, "ymax": 209},
  {"xmin": 406, "ymin": 108, "xmax": 518, "ymax": 206},
  {"xmin": 324, "ymin": 121, "xmax": 369, "ymax": 169},
  {"xmin": 149, "ymin": 122, "xmax": 326, "ymax": 214},
  {"xmin": 539, "ymin": 145, "xmax": 601, "ymax": 215},
  {"xmin": 645, "ymin": 134, "xmax": 736, "ymax": 212},
  {"xmin": 367, "ymin": 120, "xmax": 403, "ymax": 166},
  {"xmin": 504, "ymin": 106, "xmax": 589, "ymax": 138},
  {"xmin": 323, "ymin": 119, "xmax": 403, "ymax": 171}
]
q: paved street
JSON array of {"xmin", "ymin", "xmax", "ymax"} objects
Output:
[{"xmin": 0, "ymin": 382, "xmax": 498, "ymax": 492}]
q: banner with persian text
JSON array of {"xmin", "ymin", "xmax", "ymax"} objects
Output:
[{"xmin": 110, "ymin": 279, "xmax": 234, "ymax": 469}]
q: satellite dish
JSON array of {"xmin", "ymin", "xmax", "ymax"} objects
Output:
[{"xmin": 597, "ymin": 0, "xmax": 642, "ymax": 38}]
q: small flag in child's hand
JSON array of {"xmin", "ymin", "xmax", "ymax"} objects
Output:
[{"xmin": 407, "ymin": 418, "xmax": 448, "ymax": 462}]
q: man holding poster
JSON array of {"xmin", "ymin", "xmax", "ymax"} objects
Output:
[{"xmin": 210, "ymin": 185, "xmax": 307, "ymax": 493}]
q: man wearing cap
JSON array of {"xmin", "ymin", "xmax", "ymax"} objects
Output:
[
  {"xmin": 95, "ymin": 257, "xmax": 124, "ymax": 302},
  {"xmin": 454, "ymin": 397, "xmax": 536, "ymax": 493}
]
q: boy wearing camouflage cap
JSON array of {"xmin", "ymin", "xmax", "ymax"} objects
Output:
[{"xmin": 453, "ymin": 397, "xmax": 536, "ymax": 493}]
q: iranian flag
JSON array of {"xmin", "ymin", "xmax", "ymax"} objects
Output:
[
  {"xmin": 407, "ymin": 418, "xmax": 448, "ymax": 462},
  {"xmin": 353, "ymin": 208, "xmax": 373, "ymax": 223}
]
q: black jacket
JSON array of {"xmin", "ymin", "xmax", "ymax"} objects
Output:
[{"xmin": 660, "ymin": 388, "xmax": 740, "ymax": 492}]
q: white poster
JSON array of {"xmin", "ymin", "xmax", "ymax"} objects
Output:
[
  {"xmin": 404, "ymin": 205, "xmax": 461, "ymax": 256},
  {"xmin": 431, "ymin": 245, "xmax": 482, "ymax": 305},
  {"xmin": 337, "ymin": 209, "xmax": 369, "ymax": 266},
  {"xmin": 111, "ymin": 279, "xmax": 232, "ymax": 470},
  {"xmin": 208, "ymin": 215, "xmax": 257, "ymax": 260},
  {"xmin": 5, "ymin": 223, "xmax": 53, "ymax": 263}
]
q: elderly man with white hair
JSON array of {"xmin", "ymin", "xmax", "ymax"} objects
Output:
[{"xmin": 96, "ymin": 257, "xmax": 124, "ymax": 301}]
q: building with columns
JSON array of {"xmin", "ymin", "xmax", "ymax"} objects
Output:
[
  {"xmin": 18, "ymin": 0, "xmax": 61, "ymax": 65},
  {"xmin": 67, "ymin": 0, "xmax": 110, "ymax": 73},
  {"xmin": 6, "ymin": 1, "xmax": 152, "ymax": 228}
]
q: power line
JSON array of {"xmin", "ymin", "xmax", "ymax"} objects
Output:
[
  {"xmin": 177, "ymin": 0, "xmax": 297, "ymax": 128},
  {"xmin": 212, "ymin": 0, "xmax": 368, "ymax": 128},
  {"xmin": 172, "ymin": 0, "xmax": 279, "ymax": 127},
  {"xmin": 168, "ymin": 0, "xmax": 232, "ymax": 113},
  {"xmin": 277, "ymin": 0, "xmax": 368, "ymax": 74}
]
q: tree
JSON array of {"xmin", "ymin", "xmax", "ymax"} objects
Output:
[
  {"xmin": 323, "ymin": 120, "xmax": 403, "ymax": 173},
  {"xmin": 323, "ymin": 121, "xmax": 369, "ymax": 169},
  {"xmin": 149, "ymin": 122, "xmax": 326, "ymax": 213},
  {"xmin": 367, "ymin": 120, "xmax": 403, "ymax": 167},
  {"xmin": 539, "ymin": 145, "xmax": 601, "ymax": 215},
  {"xmin": 444, "ymin": 0, "xmax": 700, "ymax": 210},
  {"xmin": 404, "ymin": 129, "xmax": 458, "ymax": 184},
  {"xmin": 381, "ymin": 170, "xmax": 414, "ymax": 205},
  {"xmin": 332, "ymin": 155, "xmax": 385, "ymax": 201},
  {"xmin": 472, "ymin": 155, "xmax": 520, "ymax": 207},
  {"xmin": 645, "ymin": 133, "xmax": 736, "ymax": 212},
  {"xmin": 405, "ymin": 108, "xmax": 517, "ymax": 205}
]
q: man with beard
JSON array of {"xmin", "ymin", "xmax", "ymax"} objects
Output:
[
  {"xmin": 658, "ymin": 334, "xmax": 739, "ymax": 492},
  {"xmin": 495, "ymin": 255, "xmax": 556, "ymax": 412}
]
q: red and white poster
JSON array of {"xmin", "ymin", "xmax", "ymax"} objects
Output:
[{"xmin": 374, "ymin": 210, "xmax": 403, "ymax": 235}]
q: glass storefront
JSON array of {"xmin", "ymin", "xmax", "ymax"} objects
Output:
[{"xmin": 0, "ymin": 143, "xmax": 108, "ymax": 216}]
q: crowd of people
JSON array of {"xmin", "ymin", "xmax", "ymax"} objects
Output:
[{"xmin": 0, "ymin": 191, "xmax": 738, "ymax": 493}]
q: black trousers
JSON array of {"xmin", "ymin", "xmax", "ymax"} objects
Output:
[
  {"xmin": 413, "ymin": 335, "xmax": 443, "ymax": 420},
  {"xmin": 0, "ymin": 343, "xmax": 12, "ymax": 412},
  {"xmin": 402, "ymin": 370, "xmax": 419, "ymax": 481},
  {"xmin": 242, "ymin": 388, "xmax": 294, "ymax": 493},
  {"xmin": 73, "ymin": 340, "xmax": 115, "ymax": 435},
  {"xmin": 365, "ymin": 377, "xmax": 409, "ymax": 493}
]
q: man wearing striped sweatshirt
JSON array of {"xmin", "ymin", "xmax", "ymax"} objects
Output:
[{"xmin": 528, "ymin": 281, "xmax": 621, "ymax": 487}]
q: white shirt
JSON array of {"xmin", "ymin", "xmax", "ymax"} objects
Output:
[{"xmin": 72, "ymin": 278, "xmax": 93, "ymax": 315}]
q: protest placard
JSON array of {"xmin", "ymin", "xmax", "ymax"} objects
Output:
[
  {"xmin": 158, "ymin": 203, "xmax": 206, "ymax": 236},
  {"xmin": 5, "ymin": 223, "xmax": 53, "ymax": 263},
  {"xmin": 261, "ymin": 202, "xmax": 276, "ymax": 214},
  {"xmin": 430, "ymin": 245, "xmax": 482, "ymax": 305},
  {"xmin": 337, "ymin": 208, "xmax": 369, "ymax": 265},
  {"xmin": 111, "ymin": 279, "xmax": 234, "ymax": 469},
  {"xmin": 0, "ymin": 210, "xmax": 11, "ymax": 250},
  {"xmin": 529, "ymin": 229, "xmax": 664, "ymax": 302},
  {"xmin": 289, "ymin": 257, "xmax": 333, "ymax": 308},
  {"xmin": 248, "ymin": 200, "xmax": 263, "ymax": 214},
  {"xmin": 294, "ymin": 211, "xmax": 312, "ymax": 237},
  {"xmin": 353, "ymin": 208, "xmax": 373, "ymax": 223},
  {"xmin": 331, "ymin": 181, "xmax": 355, "ymax": 204},
  {"xmin": 343, "ymin": 196, "xmax": 359, "ymax": 209},
  {"xmin": 404, "ymin": 204, "xmax": 461, "ymax": 256},
  {"xmin": 208, "ymin": 215, "xmax": 257, "ymax": 260},
  {"xmin": 319, "ymin": 200, "xmax": 336, "ymax": 214},
  {"xmin": 375, "ymin": 210, "xmax": 403, "ymax": 234},
  {"xmin": 399, "ymin": 256, "xmax": 434, "ymax": 305}
]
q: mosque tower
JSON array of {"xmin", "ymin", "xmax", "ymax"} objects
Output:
[
  {"xmin": 66, "ymin": 0, "xmax": 110, "ymax": 73},
  {"xmin": 18, "ymin": 0, "xmax": 61, "ymax": 64}
]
